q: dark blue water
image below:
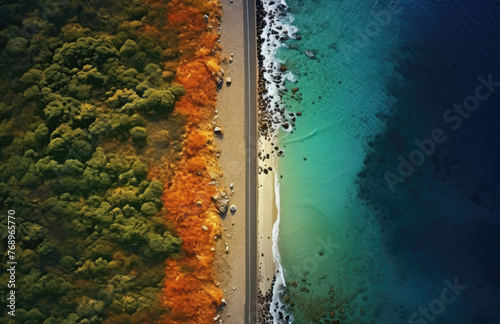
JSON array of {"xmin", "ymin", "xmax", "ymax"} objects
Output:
[
  {"xmin": 273, "ymin": 0, "xmax": 500, "ymax": 322},
  {"xmin": 360, "ymin": 0, "xmax": 500, "ymax": 323}
]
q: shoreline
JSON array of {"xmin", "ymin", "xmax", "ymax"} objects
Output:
[{"xmin": 255, "ymin": 0, "xmax": 300, "ymax": 320}]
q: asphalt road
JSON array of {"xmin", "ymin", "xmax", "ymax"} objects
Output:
[{"xmin": 244, "ymin": 0, "xmax": 258, "ymax": 322}]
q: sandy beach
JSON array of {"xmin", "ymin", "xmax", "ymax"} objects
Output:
[
  {"xmin": 257, "ymin": 138, "xmax": 278, "ymax": 294},
  {"xmin": 213, "ymin": 0, "xmax": 248, "ymax": 321}
]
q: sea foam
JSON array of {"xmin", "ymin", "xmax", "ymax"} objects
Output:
[{"xmin": 260, "ymin": 0, "xmax": 298, "ymax": 133}]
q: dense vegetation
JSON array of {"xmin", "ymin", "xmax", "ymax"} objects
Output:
[{"xmin": 0, "ymin": 0, "xmax": 186, "ymax": 322}]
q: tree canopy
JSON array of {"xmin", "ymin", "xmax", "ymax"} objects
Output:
[{"xmin": 0, "ymin": 0, "xmax": 187, "ymax": 322}]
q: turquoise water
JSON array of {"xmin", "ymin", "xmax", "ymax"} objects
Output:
[
  {"xmin": 275, "ymin": 0, "xmax": 412, "ymax": 321},
  {"xmin": 271, "ymin": 0, "xmax": 500, "ymax": 322}
]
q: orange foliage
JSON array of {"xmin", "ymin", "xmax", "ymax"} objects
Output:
[
  {"xmin": 186, "ymin": 156, "xmax": 207, "ymax": 173},
  {"xmin": 142, "ymin": 24, "xmax": 160, "ymax": 36},
  {"xmin": 148, "ymin": 0, "xmax": 224, "ymax": 322}
]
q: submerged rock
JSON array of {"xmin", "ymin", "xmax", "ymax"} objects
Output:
[{"xmin": 305, "ymin": 50, "xmax": 316, "ymax": 59}]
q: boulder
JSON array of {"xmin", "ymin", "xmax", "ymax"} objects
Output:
[
  {"xmin": 214, "ymin": 126, "xmax": 223, "ymax": 134},
  {"xmin": 213, "ymin": 191, "xmax": 229, "ymax": 214}
]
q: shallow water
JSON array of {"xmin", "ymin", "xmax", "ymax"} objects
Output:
[{"xmin": 272, "ymin": 0, "xmax": 500, "ymax": 322}]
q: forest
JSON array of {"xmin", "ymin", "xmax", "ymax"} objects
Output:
[{"xmin": 0, "ymin": 0, "xmax": 187, "ymax": 322}]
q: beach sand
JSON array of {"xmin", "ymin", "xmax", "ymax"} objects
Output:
[
  {"xmin": 213, "ymin": 0, "xmax": 247, "ymax": 321},
  {"xmin": 257, "ymin": 137, "xmax": 278, "ymax": 294}
]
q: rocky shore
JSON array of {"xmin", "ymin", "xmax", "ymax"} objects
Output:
[{"xmin": 255, "ymin": 0, "xmax": 303, "ymax": 322}]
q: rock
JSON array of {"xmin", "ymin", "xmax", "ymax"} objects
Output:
[
  {"xmin": 226, "ymin": 246, "xmax": 229, "ymax": 253},
  {"xmin": 292, "ymin": 87, "xmax": 299, "ymax": 93},
  {"xmin": 214, "ymin": 315, "xmax": 220, "ymax": 321},
  {"xmin": 221, "ymin": 298, "xmax": 227, "ymax": 305},
  {"xmin": 226, "ymin": 76, "xmax": 232, "ymax": 85},
  {"xmin": 211, "ymin": 247, "xmax": 216, "ymax": 251},
  {"xmin": 280, "ymin": 64, "xmax": 287, "ymax": 72},
  {"xmin": 230, "ymin": 205, "xmax": 237, "ymax": 213},
  {"xmin": 305, "ymin": 50, "xmax": 316, "ymax": 59},
  {"xmin": 196, "ymin": 200, "xmax": 203, "ymax": 207},
  {"xmin": 203, "ymin": 14, "xmax": 209, "ymax": 23},
  {"xmin": 202, "ymin": 225, "xmax": 208, "ymax": 231},
  {"xmin": 296, "ymin": 111, "xmax": 302, "ymax": 116},
  {"xmin": 214, "ymin": 126, "xmax": 223, "ymax": 134},
  {"xmin": 213, "ymin": 191, "xmax": 229, "ymax": 214}
]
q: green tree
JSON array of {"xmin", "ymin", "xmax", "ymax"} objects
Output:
[
  {"xmin": 129, "ymin": 127, "xmax": 147, "ymax": 146},
  {"xmin": 119, "ymin": 39, "xmax": 138, "ymax": 58},
  {"xmin": 21, "ymin": 68, "xmax": 45, "ymax": 88},
  {"xmin": 5, "ymin": 37, "xmax": 29, "ymax": 55},
  {"xmin": 24, "ymin": 308, "xmax": 45, "ymax": 324},
  {"xmin": 60, "ymin": 255, "xmax": 76, "ymax": 271}
]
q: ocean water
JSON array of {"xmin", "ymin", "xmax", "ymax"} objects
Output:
[{"xmin": 271, "ymin": 0, "xmax": 500, "ymax": 322}]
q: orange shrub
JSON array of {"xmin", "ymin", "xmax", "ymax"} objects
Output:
[{"xmin": 148, "ymin": 0, "xmax": 224, "ymax": 322}]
